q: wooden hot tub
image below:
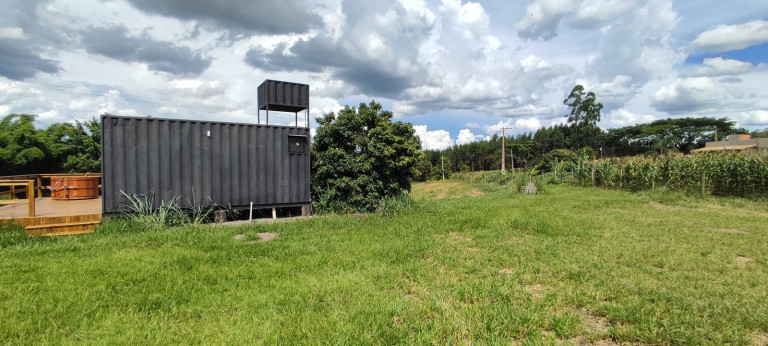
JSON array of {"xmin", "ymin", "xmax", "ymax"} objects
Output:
[{"xmin": 51, "ymin": 176, "xmax": 100, "ymax": 200}]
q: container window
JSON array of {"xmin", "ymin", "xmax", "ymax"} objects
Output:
[{"xmin": 288, "ymin": 135, "xmax": 307, "ymax": 154}]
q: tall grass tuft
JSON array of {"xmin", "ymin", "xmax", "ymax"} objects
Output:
[
  {"xmin": 0, "ymin": 221, "xmax": 28, "ymax": 248},
  {"xmin": 119, "ymin": 190, "xmax": 223, "ymax": 230},
  {"xmin": 120, "ymin": 191, "xmax": 188, "ymax": 230},
  {"xmin": 376, "ymin": 193, "xmax": 415, "ymax": 217}
]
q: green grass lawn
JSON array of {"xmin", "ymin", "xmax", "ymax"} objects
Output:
[{"xmin": 1, "ymin": 181, "xmax": 767, "ymax": 344}]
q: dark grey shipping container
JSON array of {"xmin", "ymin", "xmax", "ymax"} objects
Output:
[{"xmin": 101, "ymin": 114, "xmax": 310, "ymax": 213}]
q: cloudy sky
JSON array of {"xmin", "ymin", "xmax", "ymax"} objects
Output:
[{"xmin": 1, "ymin": 0, "xmax": 767, "ymax": 150}]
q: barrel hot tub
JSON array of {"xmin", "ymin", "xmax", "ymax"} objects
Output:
[{"xmin": 51, "ymin": 176, "xmax": 100, "ymax": 200}]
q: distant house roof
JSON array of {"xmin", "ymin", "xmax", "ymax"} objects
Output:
[{"xmin": 691, "ymin": 144, "xmax": 757, "ymax": 153}]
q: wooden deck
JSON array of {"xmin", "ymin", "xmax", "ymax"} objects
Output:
[{"xmin": 0, "ymin": 197, "xmax": 102, "ymax": 236}]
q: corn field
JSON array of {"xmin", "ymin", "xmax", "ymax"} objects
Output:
[{"xmin": 552, "ymin": 151, "xmax": 768, "ymax": 198}]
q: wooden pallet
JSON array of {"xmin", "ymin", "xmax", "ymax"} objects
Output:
[{"xmin": 1, "ymin": 214, "xmax": 101, "ymax": 236}]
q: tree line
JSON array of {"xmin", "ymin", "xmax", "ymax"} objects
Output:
[
  {"xmin": 416, "ymin": 85, "xmax": 760, "ymax": 181},
  {"xmin": 0, "ymin": 114, "xmax": 101, "ymax": 176}
]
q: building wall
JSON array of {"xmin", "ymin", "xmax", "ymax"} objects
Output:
[
  {"xmin": 705, "ymin": 138, "xmax": 768, "ymax": 149},
  {"xmin": 101, "ymin": 115, "xmax": 310, "ymax": 213}
]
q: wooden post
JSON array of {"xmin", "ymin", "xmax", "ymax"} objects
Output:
[
  {"xmin": 591, "ymin": 166, "xmax": 595, "ymax": 186},
  {"xmin": 271, "ymin": 208, "xmax": 277, "ymax": 219},
  {"xmin": 10, "ymin": 185, "xmax": 15, "ymax": 199},
  {"xmin": 301, "ymin": 204, "xmax": 312, "ymax": 216},
  {"xmin": 701, "ymin": 171, "xmax": 706, "ymax": 197},
  {"xmin": 501, "ymin": 128, "xmax": 506, "ymax": 174},
  {"xmin": 37, "ymin": 176, "xmax": 43, "ymax": 198},
  {"xmin": 441, "ymin": 155, "xmax": 445, "ymax": 180},
  {"xmin": 27, "ymin": 180, "xmax": 35, "ymax": 217}
]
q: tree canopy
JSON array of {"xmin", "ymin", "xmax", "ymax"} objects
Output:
[
  {"xmin": 0, "ymin": 114, "xmax": 101, "ymax": 175},
  {"xmin": 311, "ymin": 101, "xmax": 421, "ymax": 213},
  {"xmin": 606, "ymin": 117, "xmax": 740, "ymax": 154},
  {"xmin": 563, "ymin": 85, "xmax": 604, "ymax": 149}
]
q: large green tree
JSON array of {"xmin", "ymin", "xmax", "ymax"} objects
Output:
[
  {"xmin": 46, "ymin": 118, "xmax": 101, "ymax": 173},
  {"xmin": 563, "ymin": 85, "xmax": 604, "ymax": 149},
  {"xmin": 0, "ymin": 114, "xmax": 52, "ymax": 175},
  {"xmin": 311, "ymin": 101, "xmax": 422, "ymax": 213},
  {"xmin": 0, "ymin": 114, "xmax": 101, "ymax": 175},
  {"xmin": 606, "ymin": 117, "xmax": 739, "ymax": 154}
]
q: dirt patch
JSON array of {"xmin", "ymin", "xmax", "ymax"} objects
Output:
[
  {"xmin": 422, "ymin": 182, "xmax": 459, "ymax": 199},
  {"xmin": 449, "ymin": 231, "xmax": 473, "ymax": 242},
  {"xmin": 420, "ymin": 182, "xmax": 451, "ymax": 188},
  {"xmin": 404, "ymin": 293, "xmax": 421, "ymax": 301},
  {"xmin": 524, "ymin": 284, "xmax": 546, "ymax": 299},
  {"xmin": 577, "ymin": 308, "xmax": 611, "ymax": 334},
  {"xmin": 257, "ymin": 232, "xmax": 278, "ymax": 242},
  {"xmin": 749, "ymin": 331, "xmax": 768, "ymax": 345},
  {"xmin": 649, "ymin": 201, "xmax": 682, "ymax": 211},
  {"xmin": 713, "ymin": 228, "xmax": 748, "ymax": 234},
  {"xmin": 417, "ymin": 182, "xmax": 485, "ymax": 199},
  {"xmin": 703, "ymin": 203, "xmax": 768, "ymax": 218},
  {"xmin": 568, "ymin": 336, "xmax": 618, "ymax": 345},
  {"xmin": 233, "ymin": 232, "xmax": 278, "ymax": 243},
  {"xmin": 467, "ymin": 190, "xmax": 485, "ymax": 197},
  {"xmin": 499, "ymin": 268, "xmax": 514, "ymax": 275},
  {"xmin": 736, "ymin": 255, "xmax": 755, "ymax": 265},
  {"xmin": 563, "ymin": 309, "xmax": 614, "ymax": 345}
]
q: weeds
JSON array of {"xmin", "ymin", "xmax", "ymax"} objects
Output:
[
  {"xmin": 119, "ymin": 190, "xmax": 220, "ymax": 229},
  {"xmin": 377, "ymin": 193, "xmax": 415, "ymax": 217},
  {"xmin": 0, "ymin": 221, "xmax": 28, "ymax": 248}
]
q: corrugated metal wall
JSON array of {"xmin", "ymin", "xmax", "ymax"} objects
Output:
[
  {"xmin": 101, "ymin": 114, "xmax": 310, "ymax": 213},
  {"xmin": 258, "ymin": 80, "xmax": 309, "ymax": 112}
]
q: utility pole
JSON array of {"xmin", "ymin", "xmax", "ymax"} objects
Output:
[
  {"xmin": 441, "ymin": 154, "xmax": 445, "ymax": 180},
  {"xmin": 501, "ymin": 127, "xmax": 513, "ymax": 174}
]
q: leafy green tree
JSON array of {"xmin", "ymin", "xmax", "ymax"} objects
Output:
[
  {"xmin": 413, "ymin": 156, "xmax": 433, "ymax": 182},
  {"xmin": 753, "ymin": 128, "xmax": 768, "ymax": 138},
  {"xmin": 311, "ymin": 101, "xmax": 422, "ymax": 213},
  {"xmin": 0, "ymin": 114, "xmax": 52, "ymax": 175},
  {"xmin": 563, "ymin": 85, "xmax": 604, "ymax": 149},
  {"xmin": 606, "ymin": 117, "xmax": 738, "ymax": 154},
  {"xmin": 46, "ymin": 118, "xmax": 101, "ymax": 173}
]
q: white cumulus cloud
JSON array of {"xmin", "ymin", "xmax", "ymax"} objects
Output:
[
  {"xmin": 413, "ymin": 125, "xmax": 454, "ymax": 150},
  {"xmin": 484, "ymin": 118, "xmax": 543, "ymax": 136},
  {"xmin": 456, "ymin": 128, "xmax": 481, "ymax": 145},
  {"xmin": 605, "ymin": 108, "xmax": 656, "ymax": 127},
  {"xmin": 690, "ymin": 19, "xmax": 768, "ymax": 52},
  {"xmin": 650, "ymin": 77, "xmax": 723, "ymax": 114},
  {"xmin": 691, "ymin": 57, "xmax": 753, "ymax": 77},
  {"xmin": 516, "ymin": 0, "xmax": 574, "ymax": 40},
  {"xmin": 732, "ymin": 110, "xmax": 768, "ymax": 127}
]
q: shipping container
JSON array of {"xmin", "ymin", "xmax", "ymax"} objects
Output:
[{"xmin": 101, "ymin": 114, "xmax": 310, "ymax": 213}]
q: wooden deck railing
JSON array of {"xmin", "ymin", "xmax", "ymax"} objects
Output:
[
  {"xmin": 0, "ymin": 180, "xmax": 35, "ymax": 217},
  {"xmin": 0, "ymin": 173, "xmax": 101, "ymax": 199}
]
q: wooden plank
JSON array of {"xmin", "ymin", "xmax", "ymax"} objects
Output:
[
  {"xmin": 27, "ymin": 180, "xmax": 34, "ymax": 217},
  {"xmin": 0, "ymin": 200, "xmax": 27, "ymax": 205},
  {"xmin": 6, "ymin": 213, "xmax": 102, "ymax": 237},
  {"xmin": 24, "ymin": 220, "xmax": 100, "ymax": 230}
]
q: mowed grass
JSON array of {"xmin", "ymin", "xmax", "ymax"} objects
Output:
[{"xmin": 1, "ymin": 181, "xmax": 767, "ymax": 344}]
